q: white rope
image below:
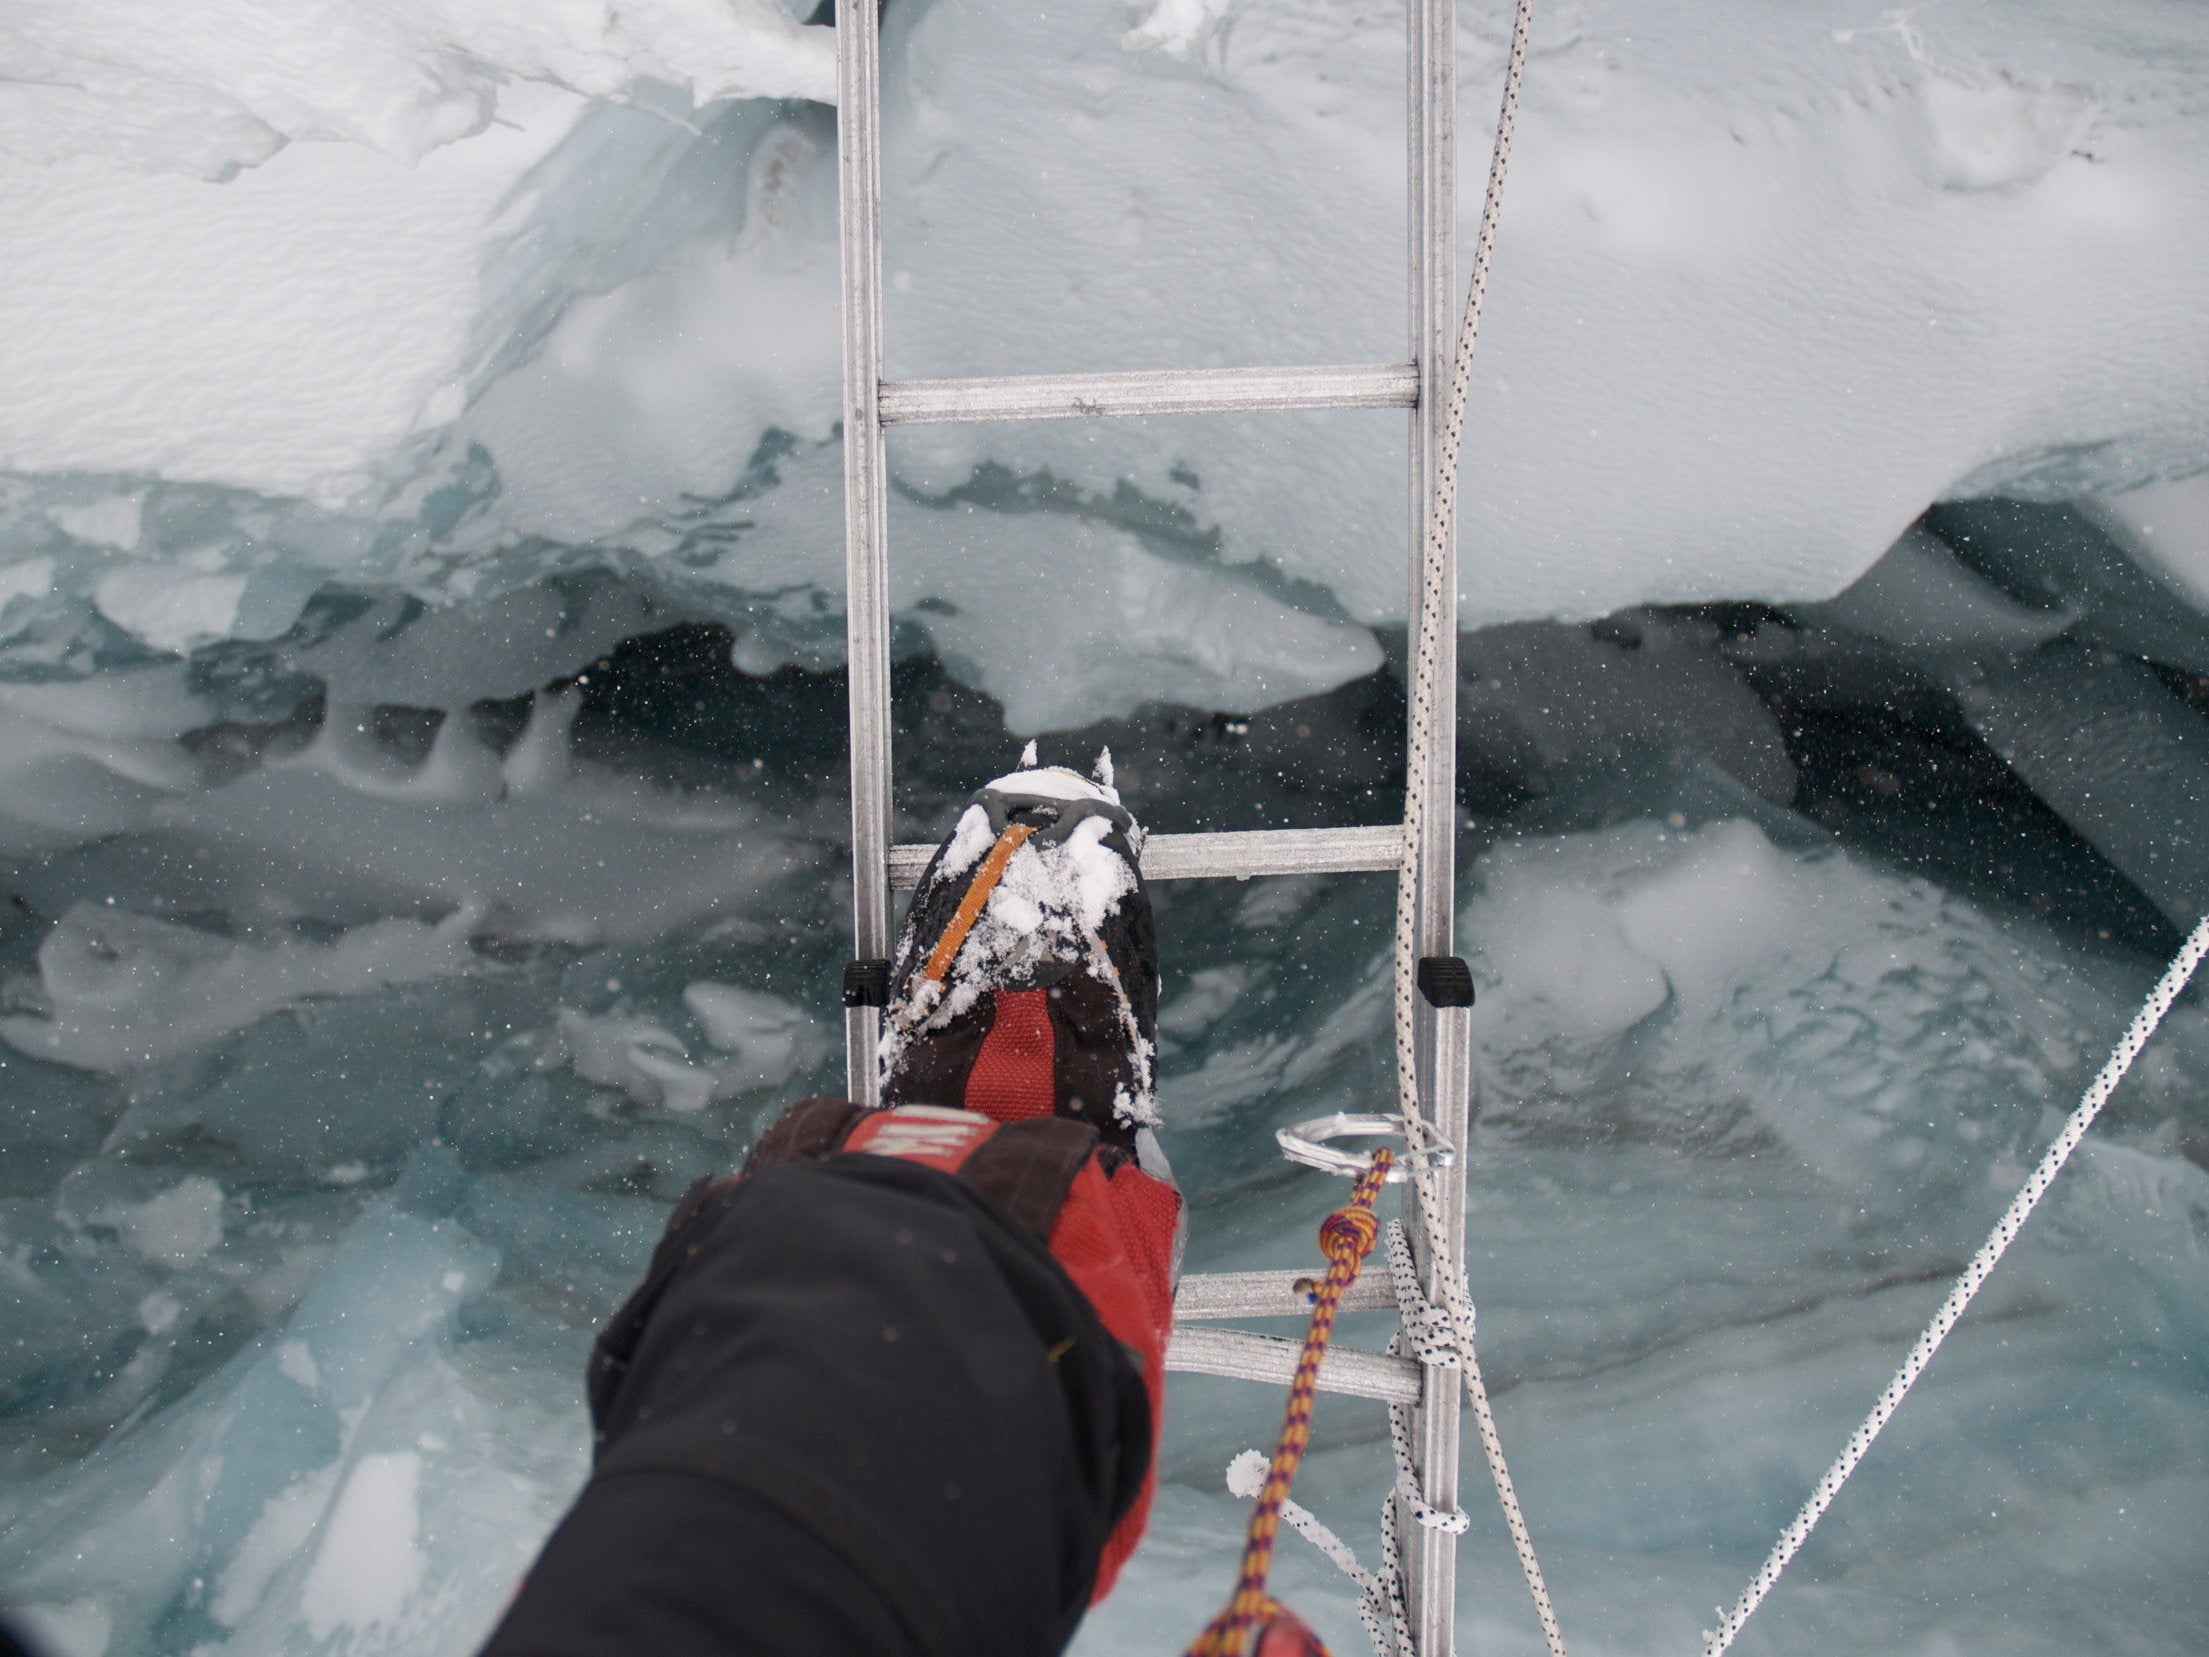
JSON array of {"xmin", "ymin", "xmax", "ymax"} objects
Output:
[
  {"xmin": 1227, "ymin": 1450, "xmax": 1414, "ymax": 1656},
  {"xmin": 1374, "ymin": 1453, "xmax": 1418, "ymax": 1657},
  {"xmin": 1702, "ymin": 910, "xmax": 2209, "ymax": 1656},
  {"xmin": 1459, "ymin": 1334, "xmax": 1562, "ymax": 1653},
  {"xmin": 1387, "ymin": 1221, "xmax": 1569, "ymax": 1657},
  {"xmin": 1386, "ymin": 2, "xmax": 1565, "ymax": 1653},
  {"xmin": 1392, "ymin": 0, "xmax": 1533, "ymax": 1119}
]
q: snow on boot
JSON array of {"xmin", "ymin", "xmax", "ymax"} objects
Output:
[{"xmin": 880, "ymin": 757, "xmax": 1161, "ymax": 1159}]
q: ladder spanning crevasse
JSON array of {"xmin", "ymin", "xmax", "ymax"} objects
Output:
[{"xmin": 832, "ymin": 3, "xmax": 1501, "ymax": 1650}]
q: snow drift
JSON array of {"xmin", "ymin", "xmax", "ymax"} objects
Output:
[{"xmin": 3, "ymin": 0, "xmax": 2208, "ymax": 728}]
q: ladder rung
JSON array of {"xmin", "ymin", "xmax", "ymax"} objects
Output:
[
  {"xmin": 1175, "ymin": 1269, "xmax": 1397, "ymax": 1320},
  {"xmin": 878, "ymin": 362, "xmax": 1419, "ymax": 426},
  {"xmin": 1165, "ymin": 1325, "xmax": 1421, "ymax": 1404},
  {"xmin": 1141, "ymin": 824, "xmax": 1405, "ymax": 881},
  {"xmin": 887, "ymin": 823, "xmax": 1403, "ymax": 890}
]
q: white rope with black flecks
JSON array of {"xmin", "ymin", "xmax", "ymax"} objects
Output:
[
  {"xmin": 1391, "ymin": 0, "xmax": 1534, "ymax": 1125},
  {"xmin": 1225, "ymin": 1449, "xmax": 1414, "ymax": 1656},
  {"xmin": 1702, "ymin": 910, "xmax": 2209, "ymax": 1655},
  {"xmin": 1387, "ymin": 1219, "xmax": 1567, "ymax": 1657},
  {"xmin": 1387, "ymin": 1, "xmax": 1563, "ymax": 1653}
]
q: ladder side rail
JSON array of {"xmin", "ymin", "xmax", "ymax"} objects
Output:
[
  {"xmin": 1408, "ymin": 0, "xmax": 1461, "ymax": 973},
  {"xmin": 838, "ymin": 0, "xmax": 893, "ymax": 1107},
  {"xmin": 1403, "ymin": 0, "xmax": 1464, "ymax": 1651},
  {"xmin": 1419, "ymin": 1001, "xmax": 1476, "ymax": 1646}
]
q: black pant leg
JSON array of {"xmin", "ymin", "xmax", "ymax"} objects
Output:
[
  {"xmin": 480, "ymin": 1471, "xmax": 921, "ymax": 1656},
  {"xmin": 480, "ymin": 1156, "xmax": 1147, "ymax": 1657}
]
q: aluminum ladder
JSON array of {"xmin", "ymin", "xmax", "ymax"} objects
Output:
[{"xmin": 835, "ymin": 4, "xmax": 1479, "ymax": 1650}]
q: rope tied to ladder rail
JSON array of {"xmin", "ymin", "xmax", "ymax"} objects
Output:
[
  {"xmin": 1383, "ymin": 0, "xmax": 1567, "ymax": 1653},
  {"xmin": 1188, "ymin": 1149, "xmax": 1394, "ymax": 1657}
]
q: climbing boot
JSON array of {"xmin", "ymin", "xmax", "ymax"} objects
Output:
[{"xmin": 879, "ymin": 747, "xmax": 1162, "ymax": 1162}]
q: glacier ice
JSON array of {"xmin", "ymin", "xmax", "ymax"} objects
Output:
[
  {"xmin": 1954, "ymin": 642, "xmax": 2209, "ymax": 928},
  {"xmin": 438, "ymin": 0, "xmax": 2209, "ymax": 691},
  {"xmin": 0, "ymin": 1152, "xmax": 573, "ymax": 1656},
  {"xmin": 1, "ymin": 0, "xmax": 2208, "ymax": 1653},
  {"xmin": 3, "ymin": 0, "xmax": 2209, "ymax": 725},
  {"xmin": 0, "ymin": 0, "xmax": 832, "ymax": 180},
  {"xmin": 0, "ymin": 627, "xmax": 2204, "ymax": 1655},
  {"xmin": 2084, "ymin": 474, "xmax": 2209, "ymax": 615}
]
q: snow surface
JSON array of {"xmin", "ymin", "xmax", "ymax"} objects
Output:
[
  {"xmin": 3, "ymin": 0, "xmax": 2207, "ymax": 728},
  {"xmin": 0, "ymin": 0, "xmax": 832, "ymax": 179},
  {"xmin": 298, "ymin": 1452, "xmax": 425, "ymax": 1640},
  {"xmin": 444, "ymin": 0, "xmax": 2209, "ymax": 676}
]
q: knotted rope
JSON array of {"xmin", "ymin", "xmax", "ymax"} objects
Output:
[
  {"xmin": 1386, "ymin": 1, "xmax": 1571, "ymax": 1646},
  {"xmin": 1188, "ymin": 1149, "xmax": 1394, "ymax": 1657}
]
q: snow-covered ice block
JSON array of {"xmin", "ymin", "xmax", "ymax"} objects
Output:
[
  {"xmin": 0, "ymin": 0, "xmax": 832, "ymax": 180},
  {"xmin": 459, "ymin": 0, "xmax": 2209, "ymax": 651},
  {"xmin": 2083, "ymin": 474, "xmax": 2209, "ymax": 614},
  {"xmin": 682, "ymin": 981, "xmax": 826, "ymax": 1089},
  {"xmin": 1, "ymin": 85, "xmax": 596, "ymax": 507},
  {"xmin": 0, "ymin": 904, "xmax": 482, "ymax": 1074},
  {"xmin": 884, "ymin": 505, "xmax": 1385, "ymax": 734},
  {"xmin": 0, "ymin": 0, "xmax": 830, "ymax": 513},
  {"xmin": 5, "ymin": 0, "xmax": 2203, "ymax": 688},
  {"xmin": 1462, "ymin": 813, "xmax": 2102, "ymax": 1203}
]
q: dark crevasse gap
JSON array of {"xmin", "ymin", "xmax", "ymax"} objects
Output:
[{"xmin": 0, "ymin": 567, "xmax": 2205, "ymax": 1657}]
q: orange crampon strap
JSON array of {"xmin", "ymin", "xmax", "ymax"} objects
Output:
[
  {"xmin": 1186, "ymin": 1149, "xmax": 1394, "ymax": 1657},
  {"xmin": 922, "ymin": 820, "xmax": 1037, "ymax": 984}
]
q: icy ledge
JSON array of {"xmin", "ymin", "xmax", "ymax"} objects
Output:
[{"xmin": 4, "ymin": 0, "xmax": 2209, "ymax": 729}]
